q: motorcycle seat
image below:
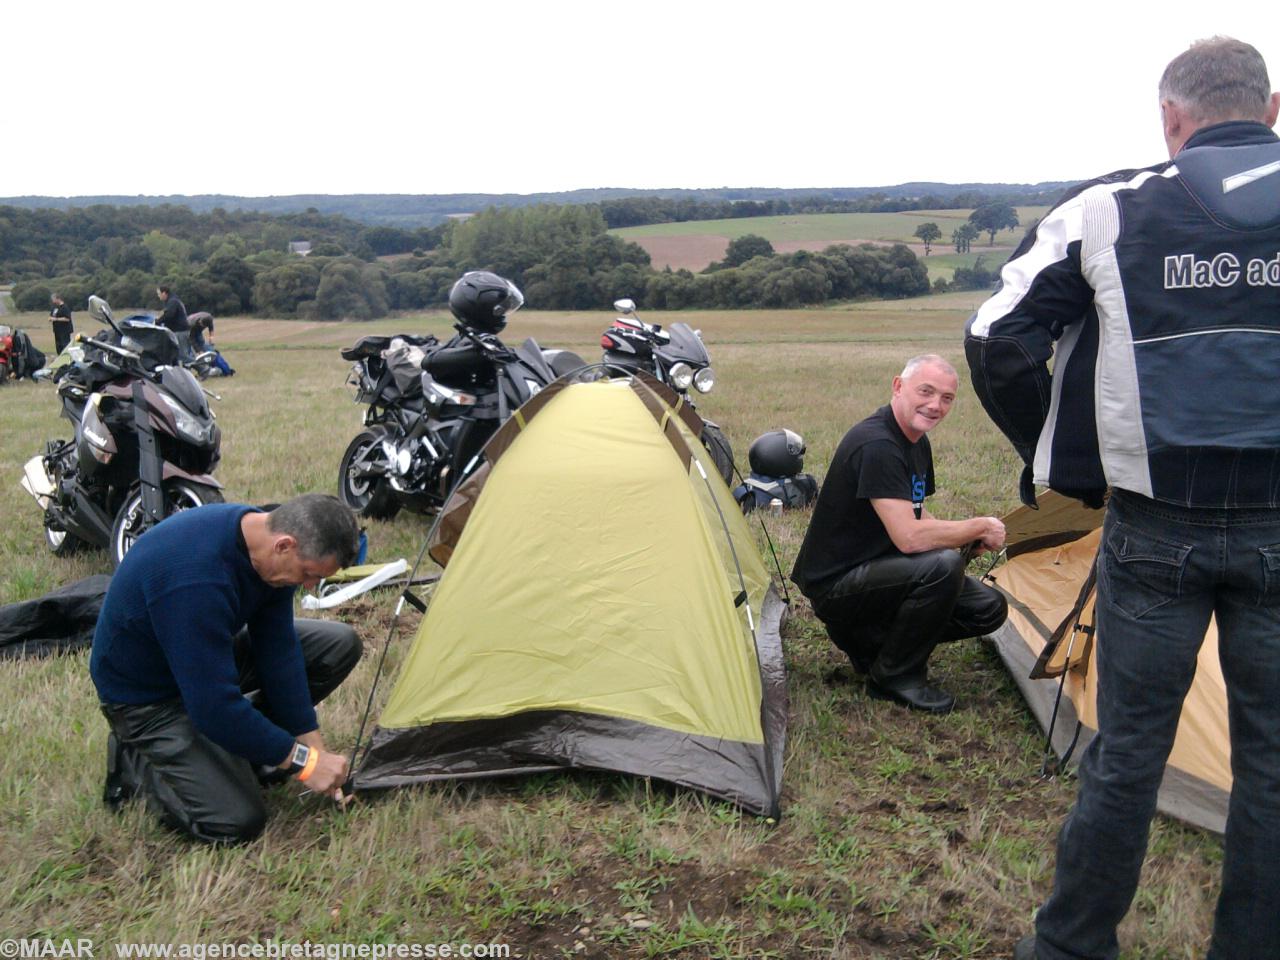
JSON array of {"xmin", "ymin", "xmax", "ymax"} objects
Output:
[
  {"xmin": 342, "ymin": 334, "xmax": 438, "ymax": 362},
  {"xmin": 341, "ymin": 336, "xmax": 394, "ymax": 361}
]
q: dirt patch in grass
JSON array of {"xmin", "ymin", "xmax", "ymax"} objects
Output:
[{"xmin": 634, "ymin": 235, "xmax": 730, "ymax": 271}]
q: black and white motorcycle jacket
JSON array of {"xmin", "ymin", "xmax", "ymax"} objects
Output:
[{"xmin": 965, "ymin": 121, "xmax": 1280, "ymax": 509}]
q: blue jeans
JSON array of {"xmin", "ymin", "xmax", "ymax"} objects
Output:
[{"xmin": 1034, "ymin": 491, "xmax": 1280, "ymax": 960}]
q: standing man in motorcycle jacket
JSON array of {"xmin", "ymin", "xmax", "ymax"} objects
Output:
[
  {"xmin": 49, "ymin": 293, "xmax": 74, "ymax": 355},
  {"xmin": 965, "ymin": 37, "xmax": 1280, "ymax": 960},
  {"xmin": 791, "ymin": 354, "xmax": 1007, "ymax": 715},
  {"xmin": 155, "ymin": 285, "xmax": 192, "ymax": 361},
  {"xmin": 90, "ymin": 494, "xmax": 362, "ymax": 844}
]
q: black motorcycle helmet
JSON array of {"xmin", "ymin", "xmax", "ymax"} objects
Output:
[
  {"xmin": 748, "ymin": 429, "xmax": 806, "ymax": 477},
  {"xmin": 448, "ymin": 271, "xmax": 524, "ymax": 333}
]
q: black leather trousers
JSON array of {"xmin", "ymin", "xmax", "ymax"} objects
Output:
[
  {"xmin": 99, "ymin": 619, "xmax": 360, "ymax": 844},
  {"xmin": 811, "ymin": 548, "xmax": 1007, "ymax": 684}
]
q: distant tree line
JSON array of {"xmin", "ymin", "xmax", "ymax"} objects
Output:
[
  {"xmin": 2, "ymin": 203, "xmax": 446, "ymax": 318},
  {"xmin": 380, "ymin": 210, "xmax": 929, "ymax": 311},
  {"xmin": 6, "ymin": 198, "xmax": 944, "ymax": 319},
  {"xmin": 0, "ymin": 182, "xmax": 1077, "ymax": 227},
  {"xmin": 0, "ymin": 204, "xmax": 445, "ymax": 280},
  {"xmin": 600, "ymin": 189, "xmax": 1059, "ymax": 229}
]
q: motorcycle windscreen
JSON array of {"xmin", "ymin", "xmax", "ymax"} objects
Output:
[{"xmin": 661, "ymin": 323, "xmax": 711, "ymax": 366}]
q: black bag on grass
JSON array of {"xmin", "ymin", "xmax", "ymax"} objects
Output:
[{"xmin": 0, "ymin": 575, "xmax": 112, "ymax": 659}]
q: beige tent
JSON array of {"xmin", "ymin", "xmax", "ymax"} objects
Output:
[{"xmin": 989, "ymin": 491, "xmax": 1230, "ymax": 833}]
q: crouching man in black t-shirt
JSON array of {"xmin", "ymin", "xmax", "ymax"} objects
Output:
[{"xmin": 791, "ymin": 355, "xmax": 1007, "ymax": 714}]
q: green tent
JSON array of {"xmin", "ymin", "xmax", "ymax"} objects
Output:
[{"xmin": 353, "ymin": 374, "xmax": 787, "ymax": 818}]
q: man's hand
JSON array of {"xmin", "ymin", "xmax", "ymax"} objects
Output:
[
  {"xmin": 975, "ymin": 517, "xmax": 1006, "ymax": 553},
  {"xmin": 287, "ymin": 731, "xmax": 350, "ymax": 802},
  {"xmin": 300, "ymin": 748, "xmax": 349, "ymax": 796}
]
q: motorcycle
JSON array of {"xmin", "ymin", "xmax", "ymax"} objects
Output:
[
  {"xmin": 0, "ymin": 325, "xmax": 12, "ymax": 383},
  {"xmin": 0, "ymin": 325, "xmax": 44, "ymax": 383},
  {"xmin": 338, "ymin": 290, "xmax": 585, "ymax": 521},
  {"xmin": 599, "ymin": 298, "xmax": 735, "ymax": 483},
  {"xmin": 20, "ymin": 296, "xmax": 224, "ymax": 566},
  {"xmin": 187, "ymin": 348, "xmax": 235, "ymax": 379}
]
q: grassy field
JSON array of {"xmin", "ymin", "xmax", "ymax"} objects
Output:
[
  {"xmin": 610, "ymin": 210, "xmax": 1047, "ymax": 279},
  {"xmin": 0, "ymin": 299, "xmax": 1220, "ymax": 958}
]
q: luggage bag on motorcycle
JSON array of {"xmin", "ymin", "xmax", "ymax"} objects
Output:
[
  {"xmin": 383, "ymin": 339, "xmax": 432, "ymax": 397},
  {"xmin": 733, "ymin": 473, "xmax": 820, "ymax": 513},
  {"xmin": 732, "ymin": 429, "xmax": 817, "ymax": 513}
]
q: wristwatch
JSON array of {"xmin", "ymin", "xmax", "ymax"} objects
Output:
[{"xmin": 286, "ymin": 742, "xmax": 313, "ymax": 777}]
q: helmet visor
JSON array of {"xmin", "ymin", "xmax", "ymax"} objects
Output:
[{"xmin": 493, "ymin": 280, "xmax": 524, "ymax": 318}]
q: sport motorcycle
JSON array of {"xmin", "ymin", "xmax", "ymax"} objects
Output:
[
  {"xmin": 599, "ymin": 298, "xmax": 734, "ymax": 483},
  {"xmin": 20, "ymin": 296, "xmax": 223, "ymax": 566}
]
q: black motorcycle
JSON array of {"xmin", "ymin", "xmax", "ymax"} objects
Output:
[
  {"xmin": 20, "ymin": 296, "xmax": 223, "ymax": 566},
  {"xmin": 600, "ymin": 298, "xmax": 734, "ymax": 483},
  {"xmin": 338, "ymin": 272, "xmax": 584, "ymax": 521}
]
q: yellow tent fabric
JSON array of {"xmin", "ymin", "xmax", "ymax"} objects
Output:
[
  {"xmin": 356, "ymin": 377, "xmax": 786, "ymax": 817},
  {"xmin": 380, "ymin": 380, "xmax": 768, "ymax": 741},
  {"xmin": 991, "ymin": 492, "xmax": 1231, "ymax": 832}
]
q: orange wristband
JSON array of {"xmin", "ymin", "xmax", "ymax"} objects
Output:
[{"xmin": 296, "ymin": 747, "xmax": 320, "ymax": 783}]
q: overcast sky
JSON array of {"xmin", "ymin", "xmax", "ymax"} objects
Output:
[{"xmin": 6, "ymin": 1, "xmax": 1276, "ymax": 198}]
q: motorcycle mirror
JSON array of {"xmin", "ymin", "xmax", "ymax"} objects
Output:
[
  {"xmin": 87, "ymin": 295, "xmax": 122, "ymax": 335},
  {"xmin": 613, "ymin": 298, "xmax": 636, "ymax": 315}
]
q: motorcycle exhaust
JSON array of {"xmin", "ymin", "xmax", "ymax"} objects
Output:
[{"xmin": 20, "ymin": 456, "xmax": 56, "ymax": 509}]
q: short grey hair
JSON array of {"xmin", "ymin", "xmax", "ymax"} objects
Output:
[
  {"xmin": 267, "ymin": 494, "xmax": 360, "ymax": 568},
  {"xmin": 1160, "ymin": 37, "xmax": 1272, "ymax": 124},
  {"xmin": 900, "ymin": 354, "xmax": 957, "ymax": 381}
]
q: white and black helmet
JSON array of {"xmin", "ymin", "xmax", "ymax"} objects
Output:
[
  {"xmin": 448, "ymin": 271, "xmax": 524, "ymax": 333},
  {"xmin": 748, "ymin": 429, "xmax": 806, "ymax": 477}
]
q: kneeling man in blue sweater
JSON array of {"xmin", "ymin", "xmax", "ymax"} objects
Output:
[{"xmin": 90, "ymin": 493, "xmax": 363, "ymax": 844}]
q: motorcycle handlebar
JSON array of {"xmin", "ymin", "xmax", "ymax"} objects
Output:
[{"xmin": 86, "ymin": 338, "xmax": 142, "ymax": 365}]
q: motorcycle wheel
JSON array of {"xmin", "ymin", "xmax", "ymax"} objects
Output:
[
  {"xmin": 701, "ymin": 423, "xmax": 736, "ymax": 486},
  {"xmin": 110, "ymin": 480, "xmax": 225, "ymax": 568},
  {"xmin": 338, "ymin": 429, "xmax": 401, "ymax": 520},
  {"xmin": 44, "ymin": 522, "xmax": 83, "ymax": 557}
]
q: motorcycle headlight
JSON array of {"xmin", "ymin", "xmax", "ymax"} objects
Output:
[
  {"xmin": 423, "ymin": 378, "xmax": 477, "ymax": 407},
  {"xmin": 693, "ymin": 367, "xmax": 715, "ymax": 394},
  {"xmin": 668, "ymin": 362, "xmax": 694, "ymax": 391},
  {"xmin": 160, "ymin": 393, "xmax": 215, "ymax": 446}
]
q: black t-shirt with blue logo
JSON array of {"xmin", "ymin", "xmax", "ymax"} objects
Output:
[{"xmin": 791, "ymin": 404, "xmax": 934, "ymax": 598}]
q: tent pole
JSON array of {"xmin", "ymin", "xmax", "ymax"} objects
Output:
[
  {"xmin": 718, "ymin": 441, "xmax": 791, "ymax": 605},
  {"xmin": 691, "ymin": 454, "xmax": 781, "ymax": 817},
  {"xmin": 345, "ymin": 456, "xmax": 484, "ymax": 783}
]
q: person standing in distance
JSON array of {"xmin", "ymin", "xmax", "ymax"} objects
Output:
[
  {"xmin": 49, "ymin": 293, "xmax": 74, "ymax": 355},
  {"xmin": 965, "ymin": 37, "xmax": 1280, "ymax": 960},
  {"xmin": 155, "ymin": 284, "xmax": 191, "ymax": 361}
]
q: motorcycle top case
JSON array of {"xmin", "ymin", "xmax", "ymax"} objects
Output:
[{"xmin": 732, "ymin": 472, "xmax": 819, "ymax": 514}]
